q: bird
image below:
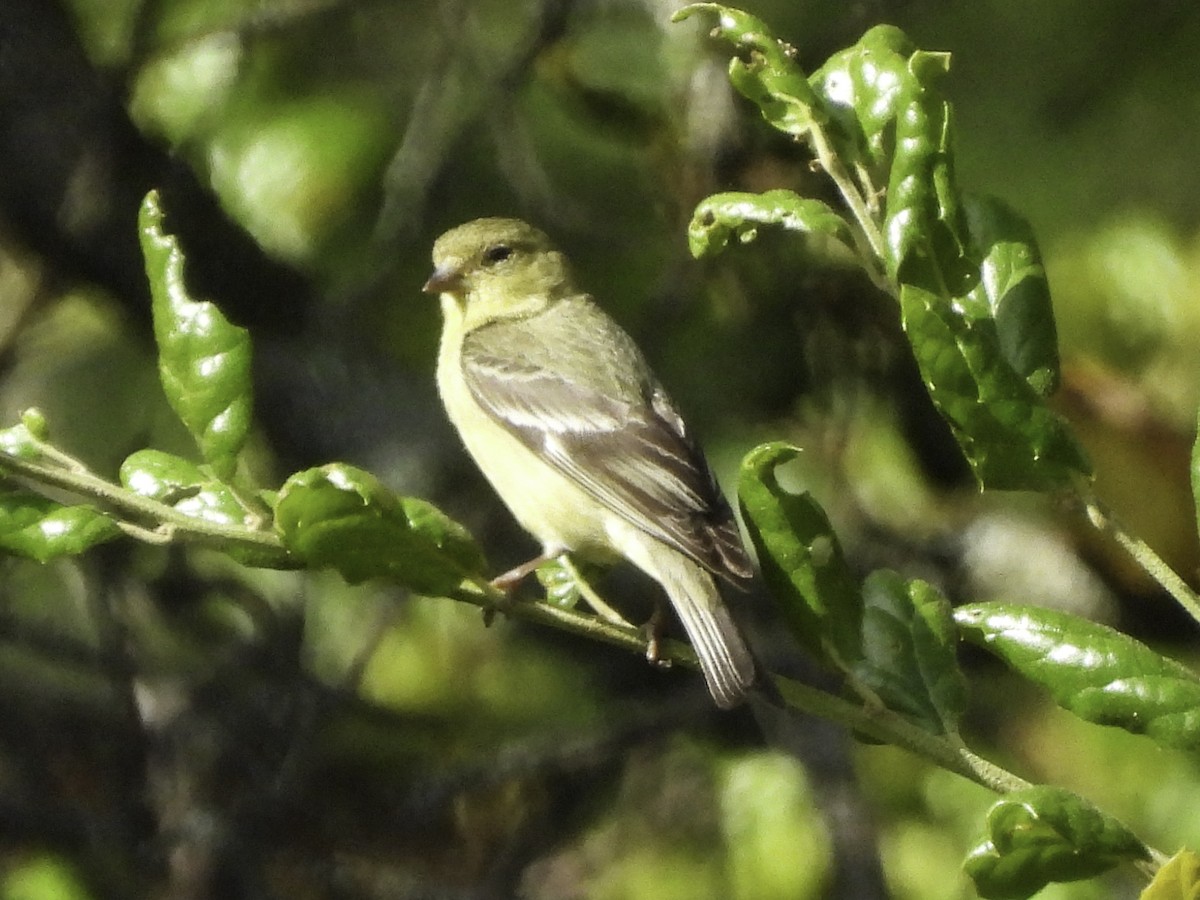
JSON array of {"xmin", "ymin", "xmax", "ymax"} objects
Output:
[{"xmin": 423, "ymin": 217, "xmax": 756, "ymax": 708}]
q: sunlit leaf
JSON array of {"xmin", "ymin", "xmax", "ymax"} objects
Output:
[
  {"xmin": 957, "ymin": 602, "xmax": 1200, "ymax": 750},
  {"xmin": 674, "ymin": 4, "xmax": 823, "ymax": 137},
  {"xmin": 139, "ymin": 190, "xmax": 253, "ymax": 480},
  {"xmin": 687, "ymin": 190, "xmax": 853, "ymax": 257},
  {"xmin": 901, "ymin": 281, "xmax": 1089, "ymax": 490},
  {"xmin": 0, "ymin": 489, "xmax": 120, "ymax": 561},
  {"xmin": 808, "ymin": 25, "xmax": 916, "ymax": 170},
  {"xmin": 120, "ymin": 448, "xmax": 250, "ymax": 528},
  {"xmin": 275, "ymin": 463, "xmax": 487, "ymax": 595},
  {"xmin": 965, "ymin": 195, "xmax": 1059, "ymax": 396}
]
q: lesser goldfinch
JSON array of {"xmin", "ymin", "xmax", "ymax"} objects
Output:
[{"xmin": 424, "ymin": 217, "xmax": 755, "ymax": 708}]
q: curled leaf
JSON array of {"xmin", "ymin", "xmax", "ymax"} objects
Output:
[
  {"xmin": 964, "ymin": 786, "xmax": 1149, "ymax": 899},
  {"xmin": 675, "ymin": 4, "xmax": 822, "ymax": 137},
  {"xmin": 687, "ymin": 190, "xmax": 854, "ymax": 257},
  {"xmin": 737, "ymin": 442, "xmax": 862, "ymax": 667},
  {"xmin": 139, "ymin": 190, "xmax": 253, "ymax": 480},
  {"xmin": 809, "ymin": 25, "xmax": 917, "ymax": 171},
  {"xmin": 120, "ymin": 448, "xmax": 251, "ymax": 528},
  {"xmin": 274, "ymin": 463, "xmax": 486, "ymax": 595},
  {"xmin": 965, "ymin": 195, "xmax": 1060, "ymax": 396}
]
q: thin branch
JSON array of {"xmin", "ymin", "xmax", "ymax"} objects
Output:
[
  {"xmin": 0, "ymin": 451, "xmax": 289, "ymax": 561},
  {"xmin": 1078, "ymin": 491, "xmax": 1200, "ymax": 628}
]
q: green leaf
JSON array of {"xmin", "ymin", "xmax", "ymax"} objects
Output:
[
  {"xmin": 274, "ymin": 463, "xmax": 487, "ymax": 595},
  {"xmin": 119, "ymin": 449, "xmax": 249, "ymax": 528},
  {"xmin": 851, "ymin": 571, "xmax": 966, "ymax": 734},
  {"xmin": 138, "ymin": 190, "xmax": 253, "ymax": 480},
  {"xmin": 674, "ymin": 4, "xmax": 823, "ymax": 137},
  {"xmin": 533, "ymin": 557, "xmax": 612, "ymax": 610},
  {"xmin": 964, "ymin": 787, "xmax": 1149, "ymax": 899},
  {"xmin": 0, "ymin": 489, "xmax": 120, "ymax": 561},
  {"xmin": 119, "ymin": 448, "xmax": 207, "ymax": 501},
  {"xmin": 687, "ymin": 190, "xmax": 854, "ymax": 258},
  {"xmin": 901, "ymin": 281, "xmax": 1090, "ymax": 490},
  {"xmin": 1142, "ymin": 849, "xmax": 1200, "ymax": 900},
  {"xmin": 956, "ymin": 602, "xmax": 1200, "ymax": 750},
  {"xmin": 964, "ymin": 196, "xmax": 1060, "ymax": 396},
  {"xmin": 882, "ymin": 50, "xmax": 973, "ymax": 288},
  {"xmin": 808, "ymin": 25, "xmax": 918, "ymax": 171},
  {"xmin": 534, "ymin": 558, "xmax": 583, "ymax": 609},
  {"xmin": 737, "ymin": 442, "xmax": 862, "ymax": 667},
  {"xmin": 0, "ymin": 413, "xmax": 48, "ymax": 461}
]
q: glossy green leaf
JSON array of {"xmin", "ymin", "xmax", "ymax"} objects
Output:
[
  {"xmin": 535, "ymin": 558, "xmax": 583, "ymax": 610},
  {"xmin": 1142, "ymin": 849, "xmax": 1200, "ymax": 900},
  {"xmin": 274, "ymin": 463, "xmax": 486, "ymax": 595},
  {"xmin": 139, "ymin": 190, "xmax": 253, "ymax": 480},
  {"xmin": 851, "ymin": 571, "xmax": 966, "ymax": 734},
  {"xmin": 964, "ymin": 196, "xmax": 1060, "ymax": 396},
  {"xmin": 674, "ymin": 4, "xmax": 823, "ymax": 137},
  {"xmin": 119, "ymin": 448, "xmax": 249, "ymax": 528},
  {"xmin": 882, "ymin": 51, "xmax": 973, "ymax": 288},
  {"xmin": 956, "ymin": 602, "xmax": 1200, "ymax": 750},
  {"xmin": 0, "ymin": 489, "xmax": 120, "ymax": 561},
  {"xmin": 901, "ymin": 281, "xmax": 1089, "ymax": 490},
  {"xmin": 687, "ymin": 190, "xmax": 853, "ymax": 257},
  {"xmin": 808, "ymin": 25, "xmax": 917, "ymax": 171},
  {"xmin": 738, "ymin": 442, "xmax": 862, "ymax": 666},
  {"xmin": 119, "ymin": 449, "xmax": 207, "ymax": 501},
  {"xmin": 0, "ymin": 413, "xmax": 48, "ymax": 461},
  {"xmin": 964, "ymin": 787, "xmax": 1149, "ymax": 899}
]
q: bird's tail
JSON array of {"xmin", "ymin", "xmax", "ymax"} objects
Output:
[
  {"xmin": 615, "ymin": 528, "xmax": 756, "ymax": 708},
  {"xmin": 661, "ymin": 556, "xmax": 756, "ymax": 708}
]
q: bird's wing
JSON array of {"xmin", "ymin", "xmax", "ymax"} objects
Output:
[{"xmin": 461, "ymin": 299, "xmax": 752, "ymax": 584}]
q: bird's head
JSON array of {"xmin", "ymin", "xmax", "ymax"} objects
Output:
[{"xmin": 423, "ymin": 218, "xmax": 576, "ymax": 329}]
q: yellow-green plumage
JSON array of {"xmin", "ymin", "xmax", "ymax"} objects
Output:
[{"xmin": 425, "ymin": 217, "xmax": 755, "ymax": 708}]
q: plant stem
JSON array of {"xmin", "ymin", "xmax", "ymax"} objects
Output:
[
  {"xmin": 1078, "ymin": 492, "xmax": 1200, "ymax": 628},
  {"xmin": 451, "ymin": 576, "xmax": 1031, "ymax": 794},
  {"xmin": 0, "ymin": 450, "xmax": 288, "ymax": 561},
  {"xmin": 807, "ymin": 124, "xmax": 888, "ymax": 268}
]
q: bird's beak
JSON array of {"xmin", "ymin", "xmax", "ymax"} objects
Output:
[{"xmin": 422, "ymin": 263, "xmax": 463, "ymax": 295}]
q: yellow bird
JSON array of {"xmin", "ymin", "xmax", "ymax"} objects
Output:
[{"xmin": 424, "ymin": 217, "xmax": 755, "ymax": 708}]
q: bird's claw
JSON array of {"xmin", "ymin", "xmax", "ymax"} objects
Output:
[{"xmin": 643, "ymin": 605, "xmax": 671, "ymax": 670}]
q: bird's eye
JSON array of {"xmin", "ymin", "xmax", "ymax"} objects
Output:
[{"xmin": 482, "ymin": 244, "xmax": 513, "ymax": 266}]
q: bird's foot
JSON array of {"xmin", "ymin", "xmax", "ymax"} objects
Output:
[
  {"xmin": 642, "ymin": 605, "xmax": 671, "ymax": 670},
  {"xmin": 484, "ymin": 551, "xmax": 559, "ymax": 625}
]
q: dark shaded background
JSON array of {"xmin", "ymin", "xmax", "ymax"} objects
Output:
[{"xmin": 1, "ymin": 1, "xmax": 1198, "ymax": 897}]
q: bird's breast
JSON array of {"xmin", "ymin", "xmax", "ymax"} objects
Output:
[{"xmin": 436, "ymin": 319, "xmax": 616, "ymax": 562}]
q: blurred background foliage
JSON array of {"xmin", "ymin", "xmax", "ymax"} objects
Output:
[{"xmin": 0, "ymin": 0, "xmax": 1198, "ymax": 897}]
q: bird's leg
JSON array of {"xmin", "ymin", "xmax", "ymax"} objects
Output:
[
  {"xmin": 642, "ymin": 602, "xmax": 670, "ymax": 669},
  {"xmin": 483, "ymin": 551, "xmax": 560, "ymax": 625},
  {"xmin": 490, "ymin": 550, "xmax": 560, "ymax": 594}
]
